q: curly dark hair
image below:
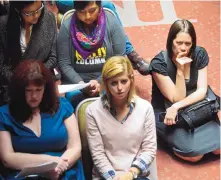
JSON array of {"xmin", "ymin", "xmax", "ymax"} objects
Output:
[{"xmin": 9, "ymin": 60, "xmax": 59, "ymax": 123}]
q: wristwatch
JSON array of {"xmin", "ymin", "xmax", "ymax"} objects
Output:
[{"xmin": 129, "ymin": 170, "xmax": 138, "ymax": 179}]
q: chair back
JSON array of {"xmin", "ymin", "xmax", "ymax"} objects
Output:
[
  {"xmin": 60, "ymin": 9, "xmax": 75, "ymax": 26},
  {"xmin": 75, "ymin": 97, "xmax": 99, "ymax": 180}
]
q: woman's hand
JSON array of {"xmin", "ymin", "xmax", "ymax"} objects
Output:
[
  {"xmin": 50, "ymin": 157, "xmax": 69, "ymax": 178},
  {"xmin": 175, "ymin": 52, "xmax": 192, "ymax": 70},
  {"xmin": 41, "ymin": 158, "xmax": 68, "ymax": 179},
  {"xmin": 0, "ymin": 0, "xmax": 9, "ymax": 5},
  {"xmin": 81, "ymin": 80, "xmax": 100, "ymax": 97},
  {"xmin": 164, "ymin": 105, "xmax": 179, "ymax": 125},
  {"xmin": 114, "ymin": 172, "xmax": 133, "ymax": 180}
]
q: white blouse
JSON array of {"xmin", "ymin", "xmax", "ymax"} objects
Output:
[{"xmin": 20, "ymin": 26, "xmax": 33, "ymax": 54}]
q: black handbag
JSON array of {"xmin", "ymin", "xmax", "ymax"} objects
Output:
[{"xmin": 178, "ymin": 86, "xmax": 220, "ymax": 130}]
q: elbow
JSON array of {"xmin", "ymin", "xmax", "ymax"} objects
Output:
[
  {"xmin": 171, "ymin": 93, "xmax": 186, "ymax": 104},
  {"xmin": 198, "ymin": 88, "xmax": 207, "ymax": 100},
  {"xmin": 1, "ymin": 155, "xmax": 17, "ymax": 169},
  {"xmin": 1, "ymin": 154, "xmax": 10, "ymax": 168},
  {"xmin": 2, "ymin": 159, "xmax": 11, "ymax": 168}
]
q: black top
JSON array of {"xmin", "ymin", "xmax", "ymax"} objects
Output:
[{"xmin": 149, "ymin": 46, "xmax": 209, "ymax": 112}]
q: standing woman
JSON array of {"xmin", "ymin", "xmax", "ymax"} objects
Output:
[
  {"xmin": 86, "ymin": 56, "xmax": 156, "ymax": 180},
  {"xmin": 149, "ymin": 19, "xmax": 220, "ymax": 162},
  {"xmin": 0, "ymin": 60, "xmax": 84, "ymax": 180},
  {"xmin": 57, "ymin": 1, "xmax": 126, "ymax": 108},
  {"xmin": 0, "ymin": 1, "xmax": 57, "ymax": 105}
]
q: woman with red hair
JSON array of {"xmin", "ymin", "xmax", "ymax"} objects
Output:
[{"xmin": 0, "ymin": 60, "xmax": 85, "ymax": 180}]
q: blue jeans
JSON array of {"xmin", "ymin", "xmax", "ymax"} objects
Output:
[{"xmin": 56, "ymin": 0, "xmax": 134, "ymax": 54}]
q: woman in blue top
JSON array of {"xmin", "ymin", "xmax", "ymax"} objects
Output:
[{"xmin": 0, "ymin": 60, "xmax": 85, "ymax": 180}]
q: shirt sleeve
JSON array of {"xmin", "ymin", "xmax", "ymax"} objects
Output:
[
  {"xmin": 194, "ymin": 47, "xmax": 209, "ymax": 70},
  {"xmin": 59, "ymin": 97, "xmax": 74, "ymax": 120},
  {"xmin": 0, "ymin": 114, "xmax": 6, "ymax": 131},
  {"xmin": 96, "ymin": 11, "xmax": 126, "ymax": 83},
  {"xmin": 43, "ymin": 12, "xmax": 57, "ymax": 70},
  {"xmin": 106, "ymin": 11, "xmax": 126, "ymax": 56},
  {"xmin": 0, "ymin": 107, "xmax": 8, "ymax": 131},
  {"xmin": 131, "ymin": 103, "xmax": 157, "ymax": 176},
  {"xmin": 149, "ymin": 52, "xmax": 168, "ymax": 76},
  {"xmin": 57, "ymin": 17, "xmax": 83, "ymax": 84},
  {"xmin": 86, "ymin": 105, "xmax": 116, "ymax": 179}
]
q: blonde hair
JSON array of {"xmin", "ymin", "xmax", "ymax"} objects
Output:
[{"xmin": 101, "ymin": 56, "xmax": 136, "ymax": 104}]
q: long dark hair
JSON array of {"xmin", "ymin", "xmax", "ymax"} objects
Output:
[
  {"xmin": 166, "ymin": 19, "xmax": 196, "ymax": 58},
  {"xmin": 6, "ymin": 1, "xmax": 44, "ymax": 68},
  {"xmin": 9, "ymin": 60, "xmax": 59, "ymax": 123}
]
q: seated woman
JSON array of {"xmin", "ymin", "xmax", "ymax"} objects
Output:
[
  {"xmin": 86, "ymin": 56, "xmax": 157, "ymax": 180},
  {"xmin": 149, "ymin": 19, "xmax": 220, "ymax": 162},
  {"xmin": 57, "ymin": 0, "xmax": 127, "ymax": 108},
  {"xmin": 0, "ymin": 60, "xmax": 84, "ymax": 180},
  {"xmin": 0, "ymin": 1, "xmax": 57, "ymax": 106},
  {"xmin": 55, "ymin": 0, "xmax": 149, "ymax": 75}
]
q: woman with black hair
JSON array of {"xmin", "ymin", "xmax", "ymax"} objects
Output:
[
  {"xmin": 57, "ymin": 1, "xmax": 127, "ymax": 108},
  {"xmin": 0, "ymin": 1, "xmax": 57, "ymax": 105},
  {"xmin": 149, "ymin": 19, "xmax": 220, "ymax": 162}
]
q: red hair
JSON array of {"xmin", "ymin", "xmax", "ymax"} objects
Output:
[{"xmin": 9, "ymin": 60, "xmax": 59, "ymax": 122}]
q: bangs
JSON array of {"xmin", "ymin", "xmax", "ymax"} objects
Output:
[{"xmin": 25, "ymin": 72, "xmax": 45, "ymax": 86}]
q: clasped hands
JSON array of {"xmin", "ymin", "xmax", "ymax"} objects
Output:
[{"xmin": 41, "ymin": 157, "xmax": 69, "ymax": 180}]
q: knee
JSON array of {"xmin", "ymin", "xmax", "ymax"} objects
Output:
[
  {"xmin": 174, "ymin": 152, "xmax": 204, "ymax": 162},
  {"xmin": 212, "ymin": 149, "xmax": 220, "ymax": 155}
]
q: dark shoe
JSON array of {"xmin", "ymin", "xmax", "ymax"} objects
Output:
[
  {"xmin": 134, "ymin": 59, "xmax": 150, "ymax": 75},
  {"xmin": 127, "ymin": 50, "xmax": 150, "ymax": 75}
]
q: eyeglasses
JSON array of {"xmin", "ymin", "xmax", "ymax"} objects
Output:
[{"xmin": 22, "ymin": 3, "xmax": 44, "ymax": 17}]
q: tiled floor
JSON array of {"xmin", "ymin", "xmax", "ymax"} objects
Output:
[{"xmin": 117, "ymin": 1, "xmax": 220, "ymax": 180}]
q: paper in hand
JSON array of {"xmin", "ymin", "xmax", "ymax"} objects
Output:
[
  {"xmin": 58, "ymin": 83, "xmax": 90, "ymax": 94},
  {"xmin": 15, "ymin": 161, "xmax": 58, "ymax": 178}
]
